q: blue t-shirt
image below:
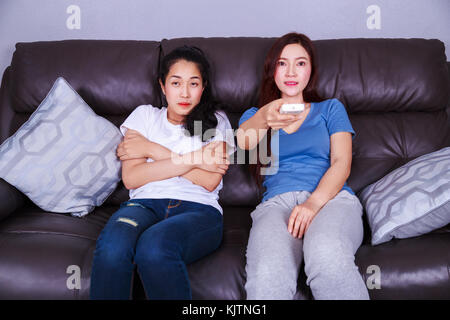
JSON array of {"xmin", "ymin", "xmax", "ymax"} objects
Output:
[{"xmin": 238, "ymin": 98, "xmax": 355, "ymax": 202}]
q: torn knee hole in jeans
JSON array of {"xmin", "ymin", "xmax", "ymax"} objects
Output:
[
  {"xmin": 125, "ymin": 202, "xmax": 146, "ymax": 209},
  {"xmin": 117, "ymin": 217, "xmax": 138, "ymax": 227}
]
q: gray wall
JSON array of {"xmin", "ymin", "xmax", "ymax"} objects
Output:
[{"xmin": 1, "ymin": 0, "xmax": 449, "ymax": 76}]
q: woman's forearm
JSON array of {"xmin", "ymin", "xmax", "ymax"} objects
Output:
[
  {"xmin": 237, "ymin": 107, "xmax": 269, "ymax": 150},
  {"xmin": 146, "ymin": 141, "xmax": 173, "ymax": 160},
  {"xmin": 146, "ymin": 141, "xmax": 225, "ymax": 191},
  {"xmin": 123, "ymin": 156, "xmax": 194, "ymax": 190},
  {"xmin": 304, "ymin": 161, "xmax": 351, "ymax": 213}
]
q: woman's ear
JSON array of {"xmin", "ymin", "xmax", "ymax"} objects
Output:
[{"xmin": 159, "ymin": 79, "xmax": 166, "ymax": 95}]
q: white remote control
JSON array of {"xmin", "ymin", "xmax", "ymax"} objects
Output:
[{"xmin": 280, "ymin": 103, "xmax": 305, "ymax": 114}]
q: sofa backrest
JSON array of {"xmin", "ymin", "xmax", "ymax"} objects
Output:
[
  {"xmin": 0, "ymin": 40, "xmax": 161, "ymax": 137},
  {"xmin": 1, "ymin": 37, "xmax": 449, "ymax": 207}
]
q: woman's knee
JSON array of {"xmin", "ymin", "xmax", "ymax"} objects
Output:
[
  {"xmin": 93, "ymin": 215, "xmax": 142, "ymax": 265},
  {"xmin": 304, "ymin": 233, "xmax": 358, "ymax": 276},
  {"xmin": 134, "ymin": 230, "xmax": 178, "ymax": 268},
  {"xmin": 93, "ymin": 235, "xmax": 135, "ymax": 268}
]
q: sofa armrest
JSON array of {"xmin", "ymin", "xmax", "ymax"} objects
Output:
[{"xmin": 0, "ymin": 178, "xmax": 26, "ymax": 221}]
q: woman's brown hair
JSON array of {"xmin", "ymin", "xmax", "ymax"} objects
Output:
[{"xmin": 251, "ymin": 32, "xmax": 323, "ymax": 188}]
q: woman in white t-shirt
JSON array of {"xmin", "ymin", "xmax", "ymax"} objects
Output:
[{"xmin": 90, "ymin": 46, "xmax": 235, "ymax": 300}]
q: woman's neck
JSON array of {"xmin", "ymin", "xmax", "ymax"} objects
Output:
[
  {"xmin": 166, "ymin": 108, "xmax": 184, "ymax": 125},
  {"xmin": 281, "ymin": 95, "xmax": 305, "ymax": 104}
]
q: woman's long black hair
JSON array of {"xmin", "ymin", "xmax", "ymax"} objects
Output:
[
  {"xmin": 159, "ymin": 46, "xmax": 221, "ymax": 141},
  {"xmin": 251, "ymin": 33, "xmax": 324, "ymax": 188}
]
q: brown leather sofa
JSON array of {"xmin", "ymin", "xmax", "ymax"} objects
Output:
[{"xmin": 0, "ymin": 37, "xmax": 449, "ymax": 300}]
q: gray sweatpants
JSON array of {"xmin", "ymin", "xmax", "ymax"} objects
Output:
[{"xmin": 245, "ymin": 190, "xmax": 370, "ymax": 300}]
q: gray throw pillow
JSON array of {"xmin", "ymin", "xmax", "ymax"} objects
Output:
[
  {"xmin": 360, "ymin": 147, "xmax": 450, "ymax": 245},
  {"xmin": 0, "ymin": 77, "xmax": 122, "ymax": 217}
]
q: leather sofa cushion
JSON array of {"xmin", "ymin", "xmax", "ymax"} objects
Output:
[
  {"xmin": 9, "ymin": 40, "xmax": 162, "ymax": 115},
  {"xmin": 315, "ymin": 38, "xmax": 449, "ymax": 112},
  {"xmin": 356, "ymin": 232, "xmax": 450, "ymax": 299}
]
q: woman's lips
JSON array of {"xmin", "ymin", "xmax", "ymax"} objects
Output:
[
  {"xmin": 284, "ymin": 81, "xmax": 299, "ymax": 86},
  {"xmin": 178, "ymin": 102, "xmax": 191, "ymax": 107}
]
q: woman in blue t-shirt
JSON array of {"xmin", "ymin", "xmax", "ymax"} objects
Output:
[{"xmin": 237, "ymin": 33, "xmax": 370, "ymax": 300}]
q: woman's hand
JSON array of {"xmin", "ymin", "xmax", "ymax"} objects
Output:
[
  {"xmin": 287, "ymin": 199, "xmax": 322, "ymax": 239},
  {"xmin": 189, "ymin": 141, "xmax": 230, "ymax": 175},
  {"xmin": 262, "ymin": 98, "xmax": 304, "ymax": 130},
  {"xmin": 117, "ymin": 129, "xmax": 153, "ymax": 160}
]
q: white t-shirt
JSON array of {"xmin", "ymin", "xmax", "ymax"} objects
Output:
[{"xmin": 120, "ymin": 104, "xmax": 236, "ymax": 214}]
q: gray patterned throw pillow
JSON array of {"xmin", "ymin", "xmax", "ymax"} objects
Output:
[
  {"xmin": 360, "ymin": 147, "xmax": 450, "ymax": 245},
  {"xmin": 0, "ymin": 77, "xmax": 122, "ymax": 217}
]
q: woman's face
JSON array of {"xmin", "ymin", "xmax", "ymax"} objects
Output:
[
  {"xmin": 160, "ymin": 59, "xmax": 204, "ymax": 124},
  {"xmin": 274, "ymin": 43, "xmax": 312, "ymax": 103}
]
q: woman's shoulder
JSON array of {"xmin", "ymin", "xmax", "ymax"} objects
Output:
[
  {"xmin": 242, "ymin": 107, "xmax": 259, "ymax": 114},
  {"xmin": 214, "ymin": 110, "xmax": 233, "ymax": 129},
  {"xmin": 314, "ymin": 98, "xmax": 344, "ymax": 108},
  {"xmin": 314, "ymin": 98, "xmax": 346, "ymax": 114},
  {"xmin": 121, "ymin": 104, "xmax": 162, "ymax": 137},
  {"xmin": 132, "ymin": 104, "xmax": 162, "ymax": 113},
  {"xmin": 130, "ymin": 104, "xmax": 165, "ymax": 119},
  {"xmin": 238, "ymin": 107, "xmax": 259, "ymax": 125},
  {"xmin": 214, "ymin": 109, "xmax": 228, "ymax": 120}
]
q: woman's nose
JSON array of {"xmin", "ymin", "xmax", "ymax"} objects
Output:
[
  {"xmin": 286, "ymin": 64, "xmax": 296, "ymax": 77},
  {"xmin": 181, "ymin": 84, "xmax": 189, "ymax": 97}
]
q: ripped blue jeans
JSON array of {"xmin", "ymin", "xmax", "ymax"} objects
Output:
[{"xmin": 89, "ymin": 198, "xmax": 223, "ymax": 300}]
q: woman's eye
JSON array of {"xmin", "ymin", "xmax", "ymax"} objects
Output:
[
  {"xmin": 277, "ymin": 61, "xmax": 286, "ymax": 66},
  {"xmin": 172, "ymin": 82, "xmax": 180, "ymax": 86},
  {"xmin": 191, "ymin": 82, "xmax": 199, "ymax": 87},
  {"xmin": 297, "ymin": 61, "xmax": 306, "ymax": 66}
]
